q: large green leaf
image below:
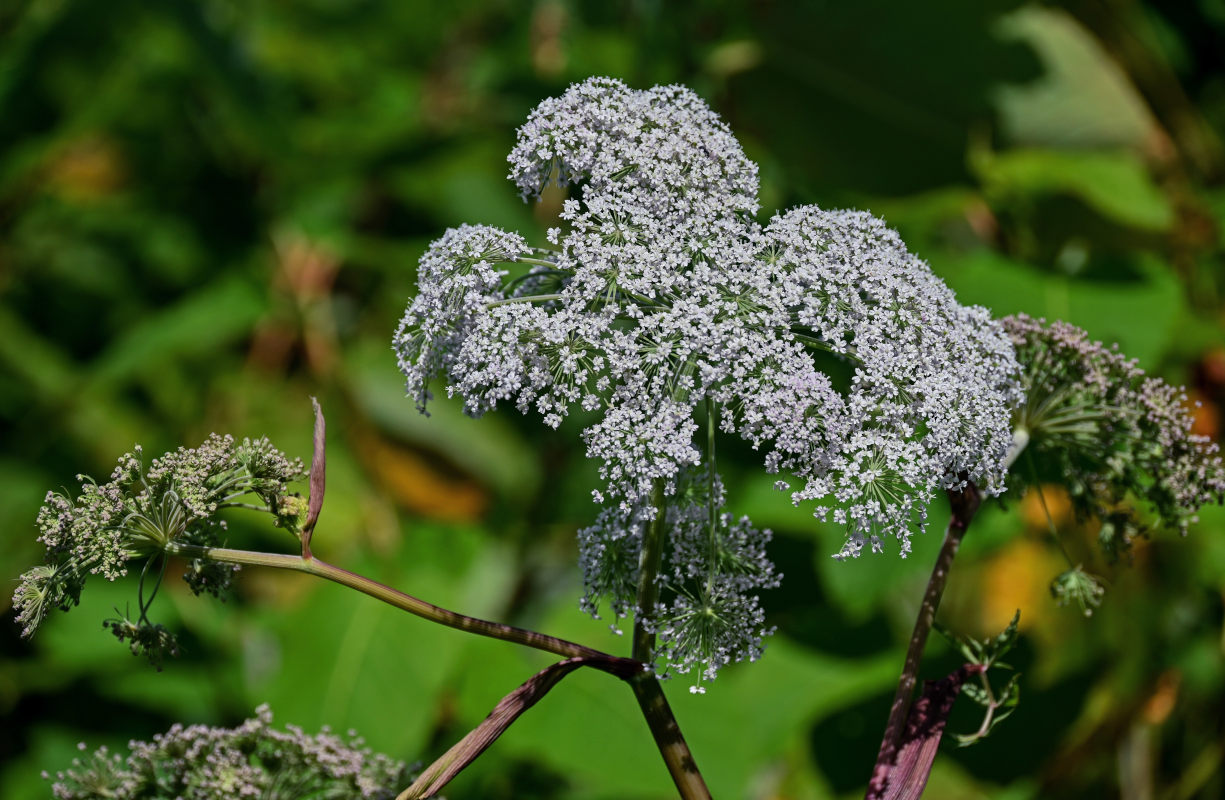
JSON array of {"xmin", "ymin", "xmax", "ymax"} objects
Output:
[
  {"xmin": 937, "ymin": 249, "xmax": 1183, "ymax": 369},
  {"xmin": 245, "ymin": 521, "xmax": 519, "ymax": 762},
  {"xmin": 992, "ymin": 7, "xmax": 1158, "ymax": 150},
  {"xmin": 974, "ymin": 148, "xmax": 1174, "ymax": 232}
]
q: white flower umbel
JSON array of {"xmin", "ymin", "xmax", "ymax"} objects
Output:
[{"xmin": 393, "ymin": 77, "xmax": 1021, "ymax": 685}]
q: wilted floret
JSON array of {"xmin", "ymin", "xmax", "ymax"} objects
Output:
[
  {"xmin": 1005, "ymin": 314, "xmax": 1225, "ymax": 557},
  {"xmin": 48, "ymin": 705, "xmax": 407, "ymax": 800},
  {"xmin": 394, "ymin": 77, "xmax": 1021, "ymax": 684}
]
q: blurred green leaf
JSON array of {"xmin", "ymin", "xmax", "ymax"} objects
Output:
[
  {"xmin": 85, "ymin": 274, "xmax": 264, "ymax": 389},
  {"xmin": 974, "ymin": 148, "xmax": 1174, "ymax": 232},
  {"xmin": 349, "ymin": 343, "xmax": 542, "ymax": 501},
  {"xmin": 937, "ymin": 249, "xmax": 1183, "ymax": 368},
  {"xmin": 249, "ymin": 521, "xmax": 518, "ymax": 761},
  {"xmin": 993, "ymin": 7, "xmax": 1159, "ymax": 150}
]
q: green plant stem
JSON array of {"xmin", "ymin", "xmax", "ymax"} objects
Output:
[
  {"xmin": 865, "ymin": 482, "xmax": 983, "ymax": 800},
  {"xmin": 1004, "ymin": 427, "xmax": 1030, "ymax": 471},
  {"xmin": 486, "ymin": 293, "xmax": 563, "ymax": 308},
  {"xmin": 515, "ymin": 256, "xmax": 561, "ymax": 269},
  {"xmin": 632, "ymin": 480, "xmax": 668, "ymax": 662},
  {"xmin": 627, "ymin": 479, "xmax": 712, "ymax": 800},
  {"xmin": 165, "ymin": 543, "xmax": 607, "ymax": 661},
  {"xmin": 629, "ymin": 675, "xmax": 711, "ymax": 800}
]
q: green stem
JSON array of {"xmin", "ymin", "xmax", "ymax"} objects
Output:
[
  {"xmin": 632, "ymin": 480, "xmax": 667, "ymax": 662},
  {"xmin": 515, "ymin": 256, "xmax": 562, "ymax": 269},
  {"xmin": 216, "ymin": 502, "xmax": 271, "ymax": 513},
  {"xmin": 165, "ymin": 543, "xmax": 608, "ymax": 661},
  {"xmin": 486, "ymin": 293, "xmax": 563, "ymax": 309},
  {"xmin": 790, "ymin": 329, "xmax": 841, "ymax": 355},
  {"xmin": 626, "ymin": 480, "xmax": 712, "ymax": 799},
  {"xmin": 502, "ymin": 268, "xmax": 568, "ymax": 296},
  {"xmin": 1026, "ymin": 451, "xmax": 1077, "ymax": 568}
]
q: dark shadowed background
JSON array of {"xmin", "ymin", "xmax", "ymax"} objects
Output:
[{"xmin": 2, "ymin": 1, "xmax": 1224, "ymax": 797}]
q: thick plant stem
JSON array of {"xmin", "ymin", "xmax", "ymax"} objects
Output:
[
  {"xmin": 166, "ymin": 543, "xmax": 608, "ymax": 661},
  {"xmin": 627, "ymin": 479, "xmax": 713, "ymax": 800},
  {"xmin": 865, "ymin": 483, "xmax": 982, "ymax": 800},
  {"xmin": 632, "ymin": 479, "xmax": 668, "ymax": 662},
  {"xmin": 630, "ymin": 675, "xmax": 712, "ymax": 800}
]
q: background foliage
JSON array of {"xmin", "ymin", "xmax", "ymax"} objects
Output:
[{"xmin": 2, "ymin": 1, "xmax": 1224, "ymax": 797}]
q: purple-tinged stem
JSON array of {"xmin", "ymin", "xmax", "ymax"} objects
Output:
[{"xmin": 866, "ymin": 484, "xmax": 982, "ymax": 800}]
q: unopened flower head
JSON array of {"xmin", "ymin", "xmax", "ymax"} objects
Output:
[
  {"xmin": 47, "ymin": 705, "xmax": 407, "ymax": 800},
  {"xmin": 14, "ymin": 435, "xmax": 304, "ymax": 662},
  {"xmin": 1005, "ymin": 314, "xmax": 1225, "ymax": 556},
  {"xmin": 394, "ymin": 77, "xmax": 1021, "ymax": 683}
]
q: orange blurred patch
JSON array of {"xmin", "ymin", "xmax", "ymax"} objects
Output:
[
  {"xmin": 1141, "ymin": 669, "xmax": 1181, "ymax": 725},
  {"xmin": 1186, "ymin": 390, "xmax": 1219, "ymax": 440},
  {"xmin": 978, "ymin": 537, "xmax": 1061, "ymax": 633},
  {"xmin": 1200, "ymin": 347, "xmax": 1225, "ymax": 388},
  {"xmin": 44, "ymin": 135, "xmax": 125, "ymax": 200},
  {"xmin": 360, "ymin": 433, "xmax": 487, "ymax": 522},
  {"xmin": 1019, "ymin": 484, "xmax": 1073, "ymax": 531},
  {"xmin": 963, "ymin": 197, "xmax": 999, "ymax": 244},
  {"xmin": 248, "ymin": 231, "xmax": 342, "ymax": 375}
]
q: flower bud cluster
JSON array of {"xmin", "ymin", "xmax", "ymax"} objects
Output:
[
  {"xmin": 395, "ymin": 77, "xmax": 1021, "ymax": 683},
  {"xmin": 1005, "ymin": 314, "xmax": 1225, "ymax": 556},
  {"xmin": 47, "ymin": 705, "xmax": 407, "ymax": 800},
  {"xmin": 14, "ymin": 435, "xmax": 304, "ymax": 660}
]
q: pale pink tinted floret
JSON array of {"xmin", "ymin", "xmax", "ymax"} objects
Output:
[{"xmin": 1005, "ymin": 314, "xmax": 1225, "ymax": 558}]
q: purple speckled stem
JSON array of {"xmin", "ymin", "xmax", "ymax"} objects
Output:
[{"xmin": 866, "ymin": 484, "xmax": 982, "ymax": 800}]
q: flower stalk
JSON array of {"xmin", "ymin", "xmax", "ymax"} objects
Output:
[
  {"xmin": 866, "ymin": 482, "xmax": 983, "ymax": 800},
  {"xmin": 165, "ymin": 542, "xmax": 608, "ymax": 662},
  {"xmin": 629, "ymin": 674, "xmax": 712, "ymax": 800},
  {"xmin": 625, "ymin": 478, "xmax": 714, "ymax": 799},
  {"xmin": 632, "ymin": 479, "xmax": 668, "ymax": 663}
]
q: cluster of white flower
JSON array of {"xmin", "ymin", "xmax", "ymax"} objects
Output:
[
  {"xmin": 394, "ymin": 77, "xmax": 1021, "ymax": 683},
  {"xmin": 14, "ymin": 435, "xmax": 304, "ymax": 660},
  {"xmin": 48, "ymin": 705, "xmax": 406, "ymax": 800}
]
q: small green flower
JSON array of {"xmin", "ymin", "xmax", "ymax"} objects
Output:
[
  {"xmin": 102, "ymin": 613, "xmax": 181, "ymax": 671},
  {"xmin": 1050, "ymin": 565, "xmax": 1107, "ymax": 617}
]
